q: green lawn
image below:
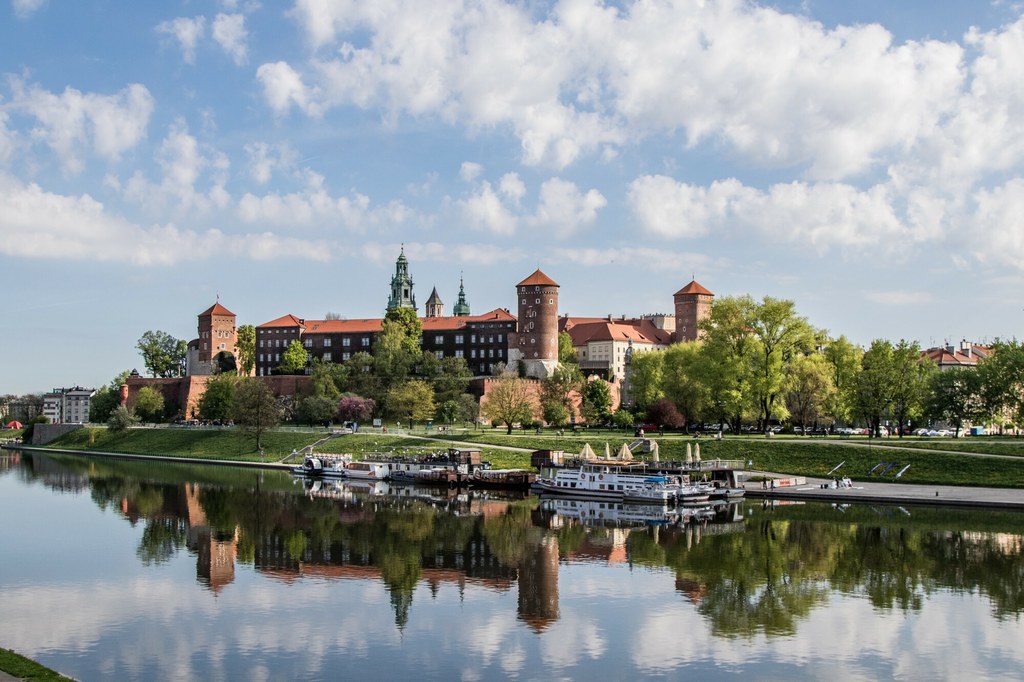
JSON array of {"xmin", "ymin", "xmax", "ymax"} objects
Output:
[
  {"xmin": 0, "ymin": 648, "xmax": 72, "ymax": 681},
  {"xmin": 29, "ymin": 426, "xmax": 1024, "ymax": 488}
]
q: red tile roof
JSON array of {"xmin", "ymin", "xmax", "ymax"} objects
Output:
[
  {"xmin": 200, "ymin": 302, "xmax": 235, "ymax": 317},
  {"xmin": 517, "ymin": 269, "xmax": 559, "ymax": 287},
  {"xmin": 565, "ymin": 320, "xmax": 669, "ymax": 347},
  {"xmin": 673, "ymin": 280, "xmax": 713, "ymax": 297},
  {"xmin": 258, "ymin": 314, "xmax": 305, "ymax": 329},
  {"xmin": 922, "ymin": 343, "xmax": 992, "ymax": 368},
  {"xmin": 304, "ymin": 319, "xmax": 382, "ymax": 334}
]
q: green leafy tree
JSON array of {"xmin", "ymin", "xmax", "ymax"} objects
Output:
[
  {"xmin": 699, "ymin": 296, "xmax": 758, "ymax": 431},
  {"xmin": 198, "ymin": 374, "xmax": 236, "ymax": 420},
  {"xmin": 626, "ymin": 350, "xmax": 664, "ymax": 414},
  {"xmin": 136, "ymin": 330, "xmax": 187, "ymax": 378},
  {"xmin": 133, "ymin": 386, "xmax": 165, "ymax": 423},
  {"xmin": 785, "ymin": 353, "xmax": 834, "ymax": 431},
  {"xmin": 661, "ymin": 342, "xmax": 710, "ymax": 429},
  {"xmin": 977, "ymin": 339, "xmax": 1024, "ymax": 432},
  {"xmin": 747, "ymin": 296, "xmax": 814, "ymax": 429},
  {"xmin": 926, "ymin": 367, "xmax": 983, "ymax": 437},
  {"xmin": 236, "ymin": 324, "xmax": 256, "ymax": 375},
  {"xmin": 822, "ymin": 335, "xmax": 862, "ymax": 425},
  {"xmin": 436, "ymin": 399, "xmax": 461, "ymax": 425},
  {"xmin": 457, "ymin": 393, "xmax": 480, "ymax": 424},
  {"xmin": 276, "ymin": 340, "xmax": 309, "ymax": 375},
  {"xmin": 581, "ymin": 379, "xmax": 613, "ymax": 425},
  {"xmin": 541, "ymin": 398, "xmax": 569, "ymax": 427},
  {"xmin": 889, "ymin": 340, "xmax": 935, "ymax": 436},
  {"xmin": 384, "ymin": 306, "xmax": 423, "ymax": 353},
  {"xmin": 386, "ymin": 379, "xmax": 436, "ymax": 426},
  {"xmin": 854, "ymin": 340, "xmax": 897, "ymax": 434},
  {"xmin": 433, "ymin": 356, "xmax": 473, "ymax": 404},
  {"xmin": 374, "ymin": 320, "xmax": 419, "ymax": 385},
  {"xmin": 343, "ymin": 352, "xmax": 380, "ymax": 404},
  {"xmin": 232, "ymin": 378, "xmax": 281, "ymax": 450},
  {"xmin": 107, "ymin": 405, "xmax": 139, "ymax": 432},
  {"xmin": 481, "ymin": 375, "xmax": 537, "ymax": 434},
  {"xmin": 89, "ymin": 370, "xmax": 131, "ymax": 422},
  {"xmin": 540, "ymin": 363, "xmax": 583, "ymax": 421},
  {"xmin": 297, "ymin": 394, "xmax": 338, "ymax": 426},
  {"xmin": 310, "ymin": 358, "xmax": 346, "ymax": 401},
  {"xmin": 558, "ymin": 331, "xmax": 579, "ymax": 364},
  {"xmin": 611, "ymin": 409, "xmax": 635, "ymax": 430}
]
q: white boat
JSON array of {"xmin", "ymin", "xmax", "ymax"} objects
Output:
[
  {"xmin": 293, "ymin": 454, "xmax": 350, "ymax": 477},
  {"xmin": 343, "ymin": 460, "xmax": 392, "ymax": 480},
  {"xmin": 622, "ymin": 476, "xmax": 678, "ymax": 504},
  {"xmin": 535, "ymin": 461, "xmax": 676, "ymax": 499}
]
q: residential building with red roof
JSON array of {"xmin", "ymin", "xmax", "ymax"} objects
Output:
[{"xmin": 921, "ymin": 340, "xmax": 992, "ymax": 370}]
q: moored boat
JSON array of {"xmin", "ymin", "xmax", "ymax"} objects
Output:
[
  {"xmin": 622, "ymin": 476, "xmax": 678, "ymax": 504},
  {"xmin": 344, "ymin": 460, "xmax": 392, "ymax": 480},
  {"xmin": 470, "ymin": 468, "xmax": 537, "ymax": 490}
]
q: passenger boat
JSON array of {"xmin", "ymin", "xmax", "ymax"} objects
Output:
[
  {"xmin": 343, "ymin": 460, "xmax": 392, "ymax": 480},
  {"xmin": 470, "ymin": 468, "xmax": 537, "ymax": 490},
  {"xmin": 621, "ymin": 476, "xmax": 679, "ymax": 504},
  {"xmin": 535, "ymin": 461, "xmax": 671, "ymax": 499},
  {"xmin": 293, "ymin": 454, "xmax": 350, "ymax": 478}
]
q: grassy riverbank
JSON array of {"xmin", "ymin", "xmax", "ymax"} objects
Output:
[
  {"xmin": 20, "ymin": 426, "xmax": 1024, "ymax": 488},
  {"xmin": 0, "ymin": 647, "xmax": 72, "ymax": 681}
]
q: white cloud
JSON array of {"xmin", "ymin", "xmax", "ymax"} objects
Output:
[
  {"xmin": 212, "ymin": 13, "xmax": 248, "ymax": 66},
  {"xmin": 629, "ymin": 174, "xmax": 915, "ymax": 253},
  {"xmin": 456, "ymin": 180, "xmax": 518, "ymax": 235},
  {"xmin": 552, "ymin": 246, "xmax": 716, "ymax": 274},
  {"xmin": 498, "ymin": 172, "xmax": 525, "ymax": 205},
  {"xmin": 361, "ymin": 241, "xmax": 523, "ymax": 267},
  {"xmin": 272, "ymin": 0, "xmax": 965, "ymax": 176},
  {"xmin": 0, "ymin": 172, "xmax": 328, "ymax": 265},
  {"xmin": 156, "ymin": 16, "xmax": 206, "ymax": 65},
  {"xmin": 257, "ymin": 61, "xmax": 321, "ymax": 117},
  {"xmin": 12, "ymin": 0, "xmax": 45, "ymax": 19},
  {"xmin": 459, "ymin": 161, "xmax": 483, "ymax": 182},
  {"xmin": 9, "ymin": 79, "xmax": 154, "ymax": 173},
  {"xmin": 244, "ymin": 142, "xmax": 297, "ymax": 185},
  {"xmin": 529, "ymin": 178, "xmax": 606, "ymax": 238},
  {"xmin": 237, "ymin": 171, "xmax": 417, "ymax": 231},
  {"xmin": 864, "ymin": 290, "xmax": 933, "ymax": 306},
  {"xmin": 971, "ymin": 178, "xmax": 1024, "ymax": 267}
]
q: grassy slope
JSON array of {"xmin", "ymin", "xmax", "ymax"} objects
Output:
[
  {"xmin": 0, "ymin": 648, "xmax": 72, "ymax": 681},
  {"xmin": 31, "ymin": 427, "xmax": 1024, "ymax": 488}
]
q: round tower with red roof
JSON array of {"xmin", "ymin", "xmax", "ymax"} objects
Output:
[{"xmin": 509, "ymin": 269, "xmax": 559, "ymax": 378}]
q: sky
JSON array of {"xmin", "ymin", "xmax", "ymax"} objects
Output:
[{"xmin": 3, "ymin": 0, "xmax": 1024, "ymax": 395}]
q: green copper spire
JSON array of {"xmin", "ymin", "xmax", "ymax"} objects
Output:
[
  {"xmin": 387, "ymin": 245, "xmax": 416, "ymax": 311},
  {"xmin": 453, "ymin": 274, "xmax": 470, "ymax": 316}
]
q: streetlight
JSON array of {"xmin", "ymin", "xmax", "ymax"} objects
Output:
[{"xmin": 716, "ymin": 400, "xmax": 724, "ymax": 440}]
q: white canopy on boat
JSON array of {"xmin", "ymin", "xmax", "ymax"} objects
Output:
[
  {"xmin": 694, "ymin": 444, "xmax": 701, "ymax": 463},
  {"xmin": 580, "ymin": 442, "xmax": 596, "ymax": 459},
  {"xmin": 616, "ymin": 443, "xmax": 632, "ymax": 460},
  {"xmin": 686, "ymin": 443, "xmax": 693, "ymax": 464}
]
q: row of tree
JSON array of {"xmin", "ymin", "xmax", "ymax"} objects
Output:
[{"xmin": 627, "ymin": 294, "xmax": 1024, "ymax": 436}]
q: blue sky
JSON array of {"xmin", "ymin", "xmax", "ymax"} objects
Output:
[{"xmin": 3, "ymin": 0, "xmax": 1024, "ymax": 394}]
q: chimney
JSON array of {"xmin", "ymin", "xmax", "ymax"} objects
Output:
[{"xmin": 961, "ymin": 340, "xmax": 971, "ymax": 358}]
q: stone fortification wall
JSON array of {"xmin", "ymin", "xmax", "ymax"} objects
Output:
[{"xmin": 31, "ymin": 423, "xmax": 83, "ymax": 445}]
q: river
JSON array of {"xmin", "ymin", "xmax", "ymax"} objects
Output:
[{"xmin": 1, "ymin": 450, "xmax": 1022, "ymax": 681}]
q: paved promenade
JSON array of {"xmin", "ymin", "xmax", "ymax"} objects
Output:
[{"xmin": 742, "ymin": 472, "xmax": 1024, "ymax": 510}]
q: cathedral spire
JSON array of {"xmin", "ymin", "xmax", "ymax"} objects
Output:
[
  {"xmin": 453, "ymin": 273, "xmax": 471, "ymax": 316},
  {"xmin": 387, "ymin": 246, "xmax": 416, "ymax": 311}
]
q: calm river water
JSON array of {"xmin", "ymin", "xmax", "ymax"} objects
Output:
[{"xmin": 1, "ymin": 451, "xmax": 1023, "ymax": 681}]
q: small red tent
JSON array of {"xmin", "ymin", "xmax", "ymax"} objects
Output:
[{"xmin": 5, "ymin": 420, "xmax": 22, "ymax": 429}]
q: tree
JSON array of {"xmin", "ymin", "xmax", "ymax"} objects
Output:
[
  {"xmin": 89, "ymin": 370, "xmax": 131, "ymax": 422},
  {"xmin": 373, "ymin": 319, "xmax": 418, "ymax": 385},
  {"xmin": 558, "ymin": 332, "xmax": 578, "ymax": 364},
  {"xmin": 384, "ymin": 306, "xmax": 423, "ymax": 352},
  {"xmin": 611, "ymin": 409, "xmax": 635, "ymax": 430},
  {"xmin": 336, "ymin": 395, "xmax": 376, "ymax": 423},
  {"xmin": 646, "ymin": 398, "xmax": 684, "ymax": 429},
  {"xmin": 854, "ymin": 340, "xmax": 896, "ymax": 435},
  {"xmin": 107, "ymin": 405, "xmax": 139, "ymax": 432},
  {"xmin": 385, "ymin": 379, "xmax": 435, "ymax": 426},
  {"xmin": 977, "ymin": 340, "xmax": 1024, "ymax": 432},
  {"xmin": 747, "ymin": 296, "xmax": 813, "ymax": 429},
  {"xmin": 232, "ymin": 378, "xmax": 281, "ymax": 450},
  {"xmin": 297, "ymin": 394, "xmax": 338, "ymax": 426},
  {"xmin": 481, "ymin": 375, "xmax": 537, "ymax": 434},
  {"xmin": 785, "ymin": 353, "xmax": 834, "ymax": 431},
  {"xmin": 343, "ymin": 352, "xmax": 380, "ymax": 404},
  {"xmin": 926, "ymin": 367, "xmax": 982, "ymax": 437},
  {"xmin": 822, "ymin": 335, "xmax": 862, "ymax": 425},
  {"xmin": 457, "ymin": 393, "xmax": 480, "ymax": 424},
  {"xmin": 541, "ymin": 398, "xmax": 569, "ymax": 427},
  {"xmin": 198, "ymin": 374, "xmax": 236, "ymax": 420},
  {"xmin": 540, "ymin": 363, "xmax": 583, "ymax": 421},
  {"xmin": 581, "ymin": 379, "xmax": 613, "ymax": 425},
  {"xmin": 889, "ymin": 340, "xmax": 934, "ymax": 436},
  {"xmin": 133, "ymin": 387, "xmax": 165, "ymax": 423},
  {"xmin": 277, "ymin": 340, "xmax": 309, "ymax": 375},
  {"xmin": 699, "ymin": 296, "xmax": 758, "ymax": 431},
  {"xmin": 236, "ymin": 324, "xmax": 256, "ymax": 375},
  {"xmin": 661, "ymin": 342, "xmax": 710, "ymax": 429},
  {"xmin": 626, "ymin": 350, "xmax": 664, "ymax": 414},
  {"xmin": 433, "ymin": 357, "xmax": 473, "ymax": 404},
  {"xmin": 310, "ymin": 358, "xmax": 346, "ymax": 401},
  {"xmin": 436, "ymin": 399, "xmax": 460, "ymax": 425},
  {"xmin": 136, "ymin": 330, "xmax": 187, "ymax": 378}
]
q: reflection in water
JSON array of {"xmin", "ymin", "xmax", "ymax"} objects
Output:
[{"xmin": 2, "ymin": 451, "xmax": 1024, "ymax": 680}]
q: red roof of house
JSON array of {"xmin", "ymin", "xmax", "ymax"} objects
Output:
[
  {"xmin": 304, "ymin": 319, "xmax": 383, "ymax": 334},
  {"xmin": 258, "ymin": 314, "xmax": 305, "ymax": 329},
  {"xmin": 517, "ymin": 269, "xmax": 559, "ymax": 287},
  {"xmin": 565, "ymin": 320, "xmax": 669, "ymax": 347},
  {"xmin": 200, "ymin": 302, "xmax": 235, "ymax": 317},
  {"xmin": 674, "ymin": 280, "xmax": 713, "ymax": 297},
  {"xmin": 922, "ymin": 343, "xmax": 992, "ymax": 368},
  {"xmin": 561, "ymin": 316, "xmax": 673, "ymax": 345}
]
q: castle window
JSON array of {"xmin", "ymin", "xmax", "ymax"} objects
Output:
[
  {"xmin": 549, "ymin": 299, "xmax": 553, "ymax": 304},
  {"xmin": 535, "ymin": 298, "xmax": 540, "ymax": 304},
  {"xmin": 455, "ymin": 335, "xmax": 463, "ymax": 344},
  {"xmin": 343, "ymin": 352, "xmax": 350, "ymax": 360},
  {"xmin": 498, "ymin": 334, "xmax": 503, "ymax": 342},
  {"xmin": 361, "ymin": 337, "xmax": 370, "ymax": 346},
  {"xmin": 435, "ymin": 351, "xmax": 444, "ymax": 359},
  {"xmin": 303, "ymin": 339, "xmax": 313, "ymax": 348},
  {"xmin": 324, "ymin": 338, "xmax": 332, "ymax": 347},
  {"xmin": 343, "ymin": 338, "xmax": 350, "ymax": 347},
  {"xmin": 435, "ymin": 335, "xmax": 444, "ymax": 344},
  {"xmin": 455, "ymin": 350, "xmax": 463, "ymax": 358},
  {"xmin": 522, "ymin": 298, "xmax": 526, "ymax": 305},
  {"xmin": 259, "ymin": 340, "xmax": 264, "ymax": 348}
]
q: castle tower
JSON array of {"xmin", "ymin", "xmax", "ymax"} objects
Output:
[
  {"xmin": 188, "ymin": 301, "xmax": 238, "ymax": 375},
  {"xmin": 387, "ymin": 246, "xmax": 416, "ymax": 312},
  {"xmin": 510, "ymin": 269, "xmax": 559, "ymax": 378},
  {"xmin": 425, "ymin": 287, "xmax": 444, "ymax": 318},
  {"xmin": 673, "ymin": 280, "xmax": 713, "ymax": 343},
  {"xmin": 453, "ymin": 275, "xmax": 471, "ymax": 316}
]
